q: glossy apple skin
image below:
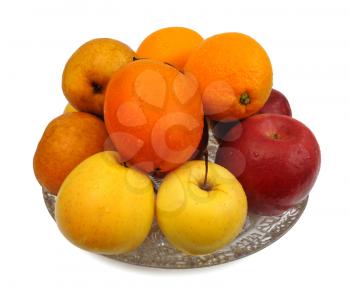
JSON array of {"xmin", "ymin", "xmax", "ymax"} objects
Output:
[
  {"xmin": 156, "ymin": 160, "xmax": 247, "ymax": 255},
  {"xmin": 210, "ymin": 119, "xmax": 239, "ymax": 143},
  {"xmin": 215, "ymin": 114, "xmax": 321, "ymax": 215},
  {"xmin": 258, "ymin": 89, "xmax": 292, "ymax": 116}
]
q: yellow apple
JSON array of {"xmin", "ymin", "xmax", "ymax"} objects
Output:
[
  {"xmin": 63, "ymin": 103, "xmax": 78, "ymax": 113},
  {"xmin": 62, "ymin": 38, "xmax": 135, "ymax": 116},
  {"xmin": 156, "ymin": 160, "xmax": 247, "ymax": 255},
  {"xmin": 55, "ymin": 151, "xmax": 155, "ymax": 255}
]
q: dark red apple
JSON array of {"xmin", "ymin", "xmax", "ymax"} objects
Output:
[
  {"xmin": 210, "ymin": 119, "xmax": 239, "ymax": 143},
  {"xmin": 215, "ymin": 114, "xmax": 321, "ymax": 216},
  {"xmin": 258, "ymin": 88, "xmax": 292, "ymax": 116}
]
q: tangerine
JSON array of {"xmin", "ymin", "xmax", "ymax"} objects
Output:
[
  {"xmin": 137, "ymin": 27, "xmax": 203, "ymax": 69},
  {"xmin": 185, "ymin": 32, "xmax": 273, "ymax": 121}
]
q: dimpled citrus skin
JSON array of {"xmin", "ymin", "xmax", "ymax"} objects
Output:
[
  {"xmin": 33, "ymin": 112, "xmax": 109, "ymax": 195},
  {"xmin": 136, "ymin": 27, "xmax": 203, "ymax": 69},
  {"xmin": 62, "ymin": 38, "xmax": 135, "ymax": 116},
  {"xmin": 104, "ymin": 59, "xmax": 204, "ymax": 173},
  {"xmin": 185, "ymin": 32, "xmax": 273, "ymax": 122}
]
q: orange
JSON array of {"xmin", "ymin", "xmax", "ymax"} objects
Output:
[
  {"xmin": 136, "ymin": 27, "xmax": 203, "ymax": 69},
  {"xmin": 33, "ymin": 112, "xmax": 109, "ymax": 195},
  {"xmin": 104, "ymin": 59, "xmax": 203, "ymax": 173},
  {"xmin": 185, "ymin": 32, "xmax": 273, "ymax": 121}
]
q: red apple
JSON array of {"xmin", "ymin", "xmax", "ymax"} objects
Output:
[
  {"xmin": 257, "ymin": 88, "xmax": 292, "ymax": 116},
  {"xmin": 210, "ymin": 119, "xmax": 239, "ymax": 143},
  {"xmin": 215, "ymin": 114, "xmax": 321, "ymax": 216}
]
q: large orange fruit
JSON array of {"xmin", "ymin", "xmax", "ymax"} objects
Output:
[
  {"xmin": 104, "ymin": 59, "xmax": 203, "ymax": 173},
  {"xmin": 185, "ymin": 33, "xmax": 273, "ymax": 121},
  {"xmin": 136, "ymin": 27, "xmax": 203, "ymax": 69},
  {"xmin": 33, "ymin": 112, "xmax": 109, "ymax": 195}
]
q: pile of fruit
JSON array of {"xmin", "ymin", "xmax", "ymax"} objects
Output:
[{"xmin": 33, "ymin": 27, "xmax": 321, "ymax": 256}]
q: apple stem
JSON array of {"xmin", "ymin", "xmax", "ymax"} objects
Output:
[
  {"xmin": 203, "ymin": 149, "xmax": 209, "ymax": 188},
  {"xmin": 200, "ymin": 150, "xmax": 212, "ymax": 191},
  {"xmin": 272, "ymin": 133, "xmax": 280, "ymax": 140},
  {"xmin": 123, "ymin": 162, "xmax": 128, "ymax": 167},
  {"xmin": 164, "ymin": 62, "xmax": 176, "ymax": 68},
  {"xmin": 163, "ymin": 61, "xmax": 185, "ymax": 74},
  {"xmin": 132, "ymin": 56, "xmax": 147, "ymax": 61}
]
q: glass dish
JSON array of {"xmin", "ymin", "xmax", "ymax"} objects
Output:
[{"xmin": 42, "ymin": 131, "xmax": 308, "ymax": 268}]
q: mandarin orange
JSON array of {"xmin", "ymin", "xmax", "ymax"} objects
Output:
[
  {"xmin": 136, "ymin": 27, "xmax": 203, "ymax": 69},
  {"xmin": 185, "ymin": 32, "xmax": 273, "ymax": 121},
  {"xmin": 33, "ymin": 112, "xmax": 109, "ymax": 195}
]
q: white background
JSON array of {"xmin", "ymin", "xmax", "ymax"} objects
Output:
[{"xmin": 1, "ymin": 0, "xmax": 349, "ymax": 288}]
